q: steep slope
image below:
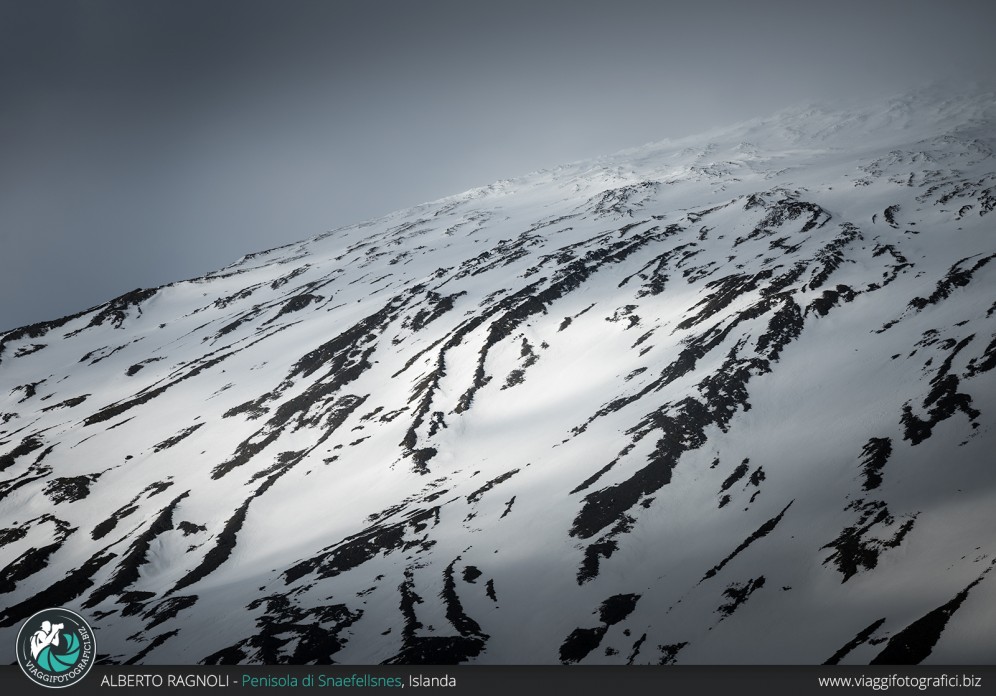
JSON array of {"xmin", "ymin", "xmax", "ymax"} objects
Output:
[{"xmin": 1, "ymin": 89, "xmax": 994, "ymax": 665}]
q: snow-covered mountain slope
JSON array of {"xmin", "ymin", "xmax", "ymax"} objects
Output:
[{"xmin": 1, "ymin": 89, "xmax": 994, "ymax": 665}]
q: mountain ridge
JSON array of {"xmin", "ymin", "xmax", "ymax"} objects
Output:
[{"xmin": 1, "ymin": 89, "xmax": 994, "ymax": 665}]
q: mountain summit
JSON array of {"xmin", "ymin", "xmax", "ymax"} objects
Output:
[{"xmin": 1, "ymin": 90, "xmax": 994, "ymax": 665}]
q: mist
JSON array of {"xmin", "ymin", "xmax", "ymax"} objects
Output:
[{"xmin": 2, "ymin": 0, "xmax": 994, "ymax": 330}]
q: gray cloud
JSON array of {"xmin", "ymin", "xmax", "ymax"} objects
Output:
[{"xmin": 2, "ymin": 0, "xmax": 994, "ymax": 330}]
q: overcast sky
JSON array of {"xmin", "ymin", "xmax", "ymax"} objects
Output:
[{"xmin": 1, "ymin": 0, "xmax": 994, "ymax": 331}]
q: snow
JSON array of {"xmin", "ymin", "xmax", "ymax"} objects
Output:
[{"xmin": 0, "ymin": 88, "xmax": 994, "ymax": 665}]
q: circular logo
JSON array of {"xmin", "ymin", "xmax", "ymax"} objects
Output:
[{"xmin": 16, "ymin": 608, "xmax": 96, "ymax": 688}]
